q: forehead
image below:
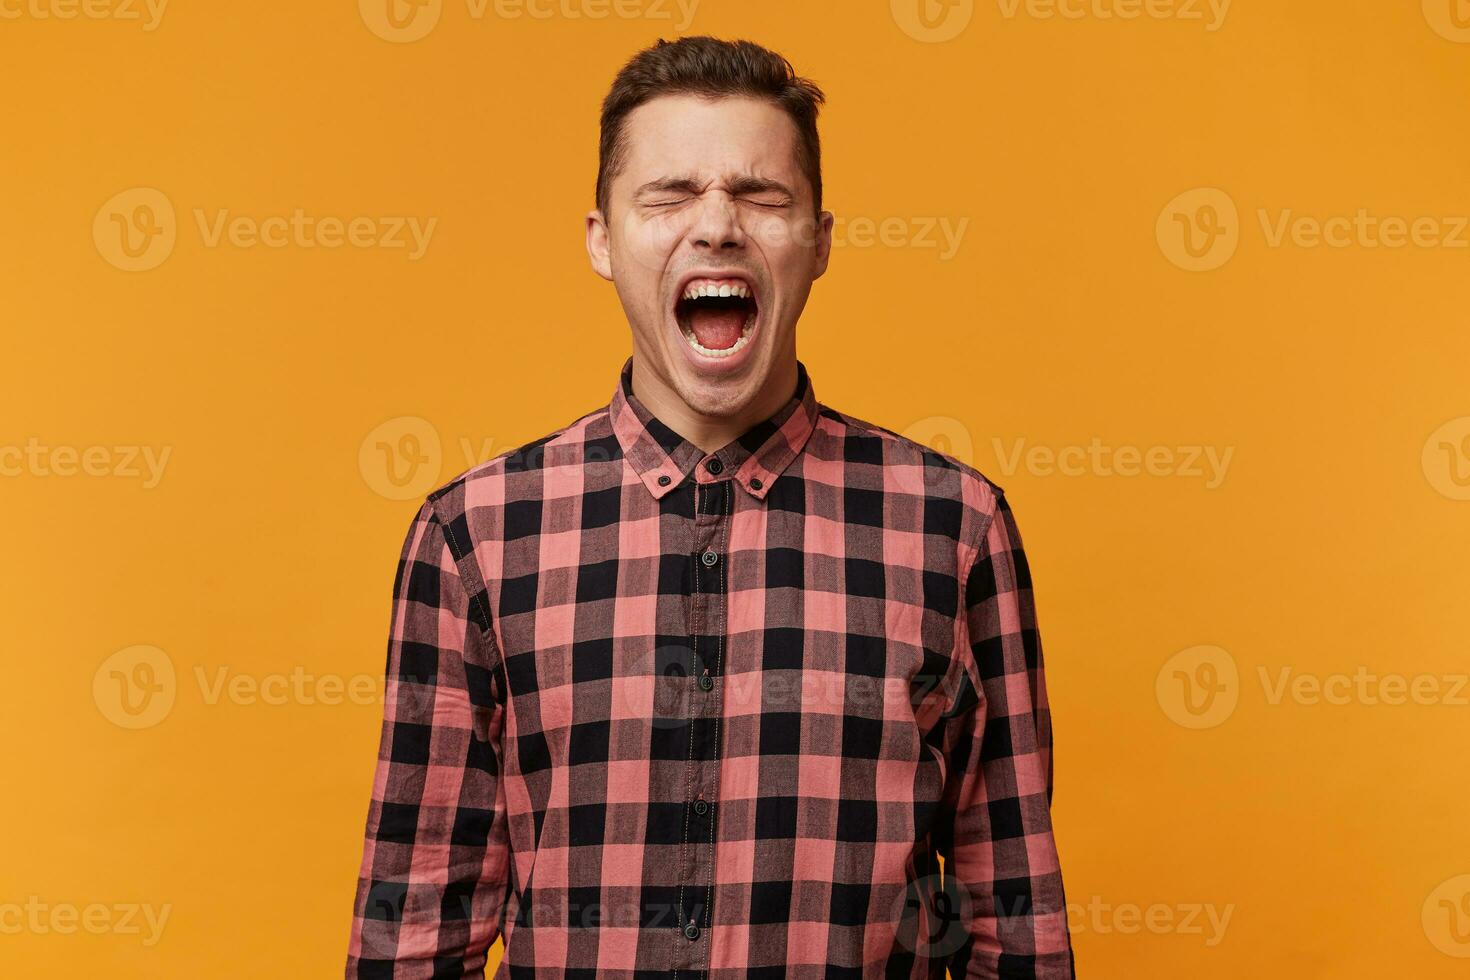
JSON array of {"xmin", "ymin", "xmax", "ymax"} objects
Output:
[{"xmin": 617, "ymin": 94, "xmax": 802, "ymax": 185}]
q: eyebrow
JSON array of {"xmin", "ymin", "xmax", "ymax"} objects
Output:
[{"xmin": 634, "ymin": 175, "xmax": 796, "ymax": 199}]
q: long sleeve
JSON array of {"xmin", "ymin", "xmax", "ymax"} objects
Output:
[
  {"xmin": 347, "ymin": 498, "xmax": 512, "ymax": 978},
  {"xmin": 936, "ymin": 490, "xmax": 1074, "ymax": 979}
]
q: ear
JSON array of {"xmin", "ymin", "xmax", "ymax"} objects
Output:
[
  {"xmin": 585, "ymin": 208, "xmax": 613, "ymax": 282},
  {"xmin": 811, "ymin": 210, "xmax": 835, "ymax": 281}
]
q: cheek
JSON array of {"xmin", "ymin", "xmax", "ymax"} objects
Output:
[
  {"xmin": 646, "ymin": 213, "xmax": 687, "ymax": 256},
  {"xmin": 615, "ymin": 208, "xmax": 686, "ymax": 280}
]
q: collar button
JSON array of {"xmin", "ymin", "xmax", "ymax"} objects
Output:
[{"xmin": 704, "ymin": 457, "xmax": 723, "ymax": 475}]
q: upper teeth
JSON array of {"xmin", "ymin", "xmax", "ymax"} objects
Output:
[{"xmin": 683, "ymin": 282, "xmax": 751, "ymax": 301}]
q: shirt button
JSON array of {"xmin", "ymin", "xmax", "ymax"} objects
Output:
[
  {"xmin": 698, "ymin": 674, "xmax": 714, "ymax": 691},
  {"xmin": 701, "ymin": 550, "xmax": 718, "ymax": 567},
  {"xmin": 705, "ymin": 457, "xmax": 723, "ymax": 474},
  {"xmin": 657, "ymin": 474, "xmax": 671, "ymax": 486},
  {"xmin": 749, "ymin": 477, "xmax": 762, "ymax": 490},
  {"xmin": 683, "ymin": 921, "xmax": 700, "ymax": 941},
  {"xmin": 693, "ymin": 798, "xmax": 709, "ymax": 815}
]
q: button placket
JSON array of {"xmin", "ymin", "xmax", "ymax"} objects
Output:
[
  {"xmin": 672, "ymin": 476, "xmax": 728, "ymax": 976},
  {"xmin": 699, "ymin": 479, "xmax": 731, "ymax": 972}
]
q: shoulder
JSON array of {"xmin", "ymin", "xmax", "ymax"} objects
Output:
[
  {"xmin": 815, "ymin": 403, "xmax": 1006, "ymax": 504},
  {"xmin": 421, "ymin": 401, "xmax": 613, "ymax": 525},
  {"xmin": 812, "ymin": 403, "xmax": 1010, "ymax": 548}
]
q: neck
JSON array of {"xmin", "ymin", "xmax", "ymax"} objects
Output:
[{"xmin": 629, "ymin": 351, "xmax": 798, "ymax": 455}]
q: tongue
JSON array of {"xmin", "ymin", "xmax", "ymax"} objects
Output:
[{"xmin": 689, "ymin": 306, "xmax": 746, "ymax": 350}]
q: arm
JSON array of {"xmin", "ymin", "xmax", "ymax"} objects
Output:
[
  {"xmin": 937, "ymin": 489, "xmax": 1073, "ymax": 979},
  {"xmin": 347, "ymin": 497, "xmax": 512, "ymax": 978}
]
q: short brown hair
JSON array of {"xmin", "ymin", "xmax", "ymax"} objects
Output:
[{"xmin": 596, "ymin": 36, "xmax": 826, "ymax": 218}]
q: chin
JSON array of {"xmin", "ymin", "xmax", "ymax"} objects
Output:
[{"xmin": 670, "ymin": 361, "xmax": 765, "ymax": 418}]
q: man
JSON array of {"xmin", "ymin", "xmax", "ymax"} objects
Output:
[{"xmin": 347, "ymin": 35, "xmax": 1074, "ymax": 979}]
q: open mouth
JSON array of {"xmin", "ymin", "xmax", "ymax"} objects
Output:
[{"xmin": 674, "ymin": 276, "xmax": 759, "ymax": 359}]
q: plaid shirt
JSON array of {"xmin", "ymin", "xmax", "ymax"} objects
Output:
[{"xmin": 347, "ymin": 355, "xmax": 1074, "ymax": 979}]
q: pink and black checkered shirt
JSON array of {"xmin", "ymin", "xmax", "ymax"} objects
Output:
[{"xmin": 346, "ymin": 355, "xmax": 1074, "ymax": 979}]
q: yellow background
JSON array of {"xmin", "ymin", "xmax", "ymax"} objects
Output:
[{"xmin": 3, "ymin": 0, "xmax": 1469, "ymax": 976}]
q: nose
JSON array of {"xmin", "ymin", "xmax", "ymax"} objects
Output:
[{"xmin": 687, "ymin": 191, "xmax": 744, "ymax": 252}]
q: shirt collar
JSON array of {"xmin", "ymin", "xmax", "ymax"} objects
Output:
[{"xmin": 609, "ymin": 354, "xmax": 820, "ymax": 502}]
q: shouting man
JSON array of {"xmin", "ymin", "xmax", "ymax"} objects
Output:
[{"xmin": 347, "ymin": 35, "xmax": 1074, "ymax": 979}]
